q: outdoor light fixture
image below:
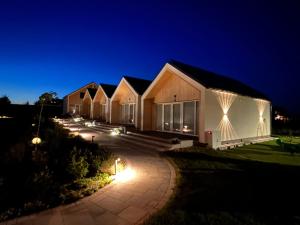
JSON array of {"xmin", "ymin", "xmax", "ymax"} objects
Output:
[
  {"xmin": 91, "ymin": 135, "xmax": 95, "ymax": 142},
  {"xmin": 182, "ymin": 125, "xmax": 191, "ymax": 133},
  {"xmin": 115, "ymin": 158, "xmax": 120, "ymax": 175},
  {"xmin": 223, "ymin": 113, "xmax": 229, "ymax": 121},
  {"xmin": 111, "ymin": 128, "xmax": 121, "ymax": 136},
  {"xmin": 256, "ymin": 99, "xmax": 268, "ymax": 136},
  {"xmin": 32, "ymin": 137, "xmax": 41, "ymax": 145},
  {"xmin": 114, "ymin": 167, "xmax": 136, "ymax": 182},
  {"xmin": 214, "ymin": 90, "xmax": 237, "ymax": 141},
  {"xmin": 73, "ymin": 117, "xmax": 83, "ymax": 122}
]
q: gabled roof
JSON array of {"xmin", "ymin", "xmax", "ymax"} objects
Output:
[
  {"xmin": 168, "ymin": 60, "xmax": 268, "ymax": 100},
  {"xmin": 123, "ymin": 76, "xmax": 152, "ymax": 95},
  {"xmin": 87, "ymin": 88, "xmax": 97, "ymax": 99},
  {"xmin": 100, "ymin": 83, "xmax": 117, "ymax": 98},
  {"xmin": 64, "ymin": 82, "xmax": 97, "ymax": 98}
]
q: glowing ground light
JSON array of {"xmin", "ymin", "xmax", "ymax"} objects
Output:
[
  {"xmin": 111, "ymin": 128, "xmax": 121, "ymax": 136},
  {"xmin": 113, "ymin": 167, "xmax": 136, "ymax": 182},
  {"xmin": 32, "ymin": 137, "xmax": 42, "ymax": 144}
]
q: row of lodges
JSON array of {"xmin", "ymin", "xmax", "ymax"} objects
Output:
[{"xmin": 63, "ymin": 60, "xmax": 271, "ymax": 148}]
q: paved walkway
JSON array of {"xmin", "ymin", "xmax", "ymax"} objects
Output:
[{"xmin": 1, "ymin": 124, "xmax": 176, "ymax": 225}]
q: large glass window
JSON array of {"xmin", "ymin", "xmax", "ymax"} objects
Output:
[
  {"xmin": 75, "ymin": 105, "xmax": 80, "ymax": 114},
  {"xmin": 121, "ymin": 104, "xmax": 125, "ymax": 123},
  {"xmin": 195, "ymin": 101, "xmax": 199, "ymax": 135},
  {"xmin": 183, "ymin": 102, "xmax": 195, "ymax": 134},
  {"xmin": 125, "ymin": 104, "xmax": 129, "ymax": 123},
  {"xmin": 156, "ymin": 101, "xmax": 199, "ymax": 135},
  {"xmin": 101, "ymin": 104, "xmax": 106, "ymax": 120},
  {"xmin": 156, "ymin": 104, "xmax": 162, "ymax": 130},
  {"xmin": 164, "ymin": 105, "xmax": 171, "ymax": 131},
  {"xmin": 121, "ymin": 103, "xmax": 135, "ymax": 124},
  {"xmin": 173, "ymin": 104, "xmax": 181, "ymax": 132},
  {"xmin": 129, "ymin": 104, "xmax": 135, "ymax": 124}
]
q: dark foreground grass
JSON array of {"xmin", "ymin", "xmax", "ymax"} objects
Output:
[{"xmin": 144, "ymin": 140, "xmax": 300, "ymax": 225}]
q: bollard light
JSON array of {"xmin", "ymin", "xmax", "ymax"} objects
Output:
[{"xmin": 115, "ymin": 158, "xmax": 120, "ymax": 175}]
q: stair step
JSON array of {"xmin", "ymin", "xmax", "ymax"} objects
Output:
[
  {"xmin": 122, "ymin": 134, "xmax": 172, "ymax": 149},
  {"xmin": 116, "ymin": 136, "xmax": 170, "ymax": 151},
  {"xmin": 126, "ymin": 131, "xmax": 172, "ymax": 144}
]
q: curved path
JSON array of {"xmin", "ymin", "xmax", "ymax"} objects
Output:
[{"xmin": 1, "ymin": 125, "xmax": 176, "ymax": 225}]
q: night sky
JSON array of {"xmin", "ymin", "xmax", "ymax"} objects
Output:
[{"xmin": 0, "ymin": 0, "xmax": 299, "ymax": 114}]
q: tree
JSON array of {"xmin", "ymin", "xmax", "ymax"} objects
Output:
[
  {"xmin": 35, "ymin": 92, "xmax": 62, "ymax": 106},
  {"xmin": 0, "ymin": 95, "xmax": 11, "ymax": 105},
  {"xmin": 35, "ymin": 92, "xmax": 58, "ymax": 149},
  {"xmin": 38, "ymin": 92, "xmax": 57, "ymax": 105}
]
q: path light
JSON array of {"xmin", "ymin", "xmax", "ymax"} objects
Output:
[
  {"xmin": 91, "ymin": 135, "xmax": 95, "ymax": 142},
  {"xmin": 113, "ymin": 158, "xmax": 136, "ymax": 182},
  {"xmin": 32, "ymin": 137, "xmax": 42, "ymax": 151},
  {"xmin": 32, "ymin": 137, "xmax": 41, "ymax": 145},
  {"xmin": 111, "ymin": 128, "xmax": 121, "ymax": 136},
  {"xmin": 115, "ymin": 158, "xmax": 120, "ymax": 175},
  {"xmin": 114, "ymin": 167, "xmax": 136, "ymax": 182}
]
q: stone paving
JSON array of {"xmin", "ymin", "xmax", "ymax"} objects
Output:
[{"xmin": 1, "ymin": 123, "xmax": 176, "ymax": 225}]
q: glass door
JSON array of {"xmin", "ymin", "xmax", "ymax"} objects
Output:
[
  {"xmin": 100, "ymin": 104, "xmax": 106, "ymax": 121},
  {"xmin": 173, "ymin": 103, "xmax": 181, "ymax": 132},
  {"xmin": 163, "ymin": 104, "xmax": 171, "ymax": 131},
  {"xmin": 129, "ymin": 104, "xmax": 135, "ymax": 124}
]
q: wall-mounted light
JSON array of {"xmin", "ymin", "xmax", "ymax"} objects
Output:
[
  {"xmin": 213, "ymin": 90, "xmax": 237, "ymax": 141},
  {"xmin": 223, "ymin": 113, "xmax": 229, "ymax": 121},
  {"xmin": 174, "ymin": 94, "xmax": 177, "ymax": 102}
]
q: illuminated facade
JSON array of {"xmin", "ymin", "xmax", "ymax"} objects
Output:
[
  {"xmin": 92, "ymin": 84, "xmax": 117, "ymax": 122},
  {"xmin": 63, "ymin": 82, "xmax": 97, "ymax": 115},
  {"xmin": 142, "ymin": 60, "xmax": 271, "ymax": 148},
  {"xmin": 64, "ymin": 60, "xmax": 271, "ymax": 149},
  {"xmin": 110, "ymin": 76, "xmax": 151, "ymax": 128}
]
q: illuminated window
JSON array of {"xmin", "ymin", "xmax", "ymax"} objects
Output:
[
  {"xmin": 156, "ymin": 104, "xmax": 162, "ymax": 130},
  {"xmin": 156, "ymin": 101, "xmax": 199, "ymax": 135}
]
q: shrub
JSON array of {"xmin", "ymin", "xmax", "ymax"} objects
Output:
[
  {"xmin": 99, "ymin": 154, "xmax": 118, "ymax": 175},
  {"xmin": 67, "ymin": 148, "xmax": 89, "ymax": 179},
  {"xmin": 88, "ymin": 155, "xmax": 103, "ymax": 177}
]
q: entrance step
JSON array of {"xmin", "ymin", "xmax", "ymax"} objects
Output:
[
  {"xmin": 122, "ymin": 133, "xmax": 172, "ymax": 149},
  {"xmin": 126, "ymin": 131, "xmax": 173, "ymax": 144},
  {"xmin": 116, "ymin": 135, "xmax": 171, "ymax": 151}
]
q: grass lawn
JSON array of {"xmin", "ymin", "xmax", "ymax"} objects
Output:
[
  {"xmin": 144, "ymin": 138, "xmax": 300, "ymax": 225},
  {"xmin": 221, "ymin": 138, "xmax": 300, "ymax": 166}
]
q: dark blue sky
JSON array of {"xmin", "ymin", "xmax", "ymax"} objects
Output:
[{"xmin": 0, "ymin": 0, "xmax": 299, "ymax": 114}]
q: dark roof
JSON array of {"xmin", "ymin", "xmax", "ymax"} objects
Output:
[
  {"xmin": 87, "ymin": 88, "xmax": 97, "ymax": 99},
  {"xmin": 168, "ymin": 60, "xmax": 268, "ymax": 100},
  {"xmin": 100, "ymin": 83, "xmax": 117, "ymax": 98},
  {"xmin": 123, "ymin": 76, "xmax": 152, "ymax": 95}
]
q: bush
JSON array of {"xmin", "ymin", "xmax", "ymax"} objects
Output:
[{"xmin": 67, "ymin": 148, "xmax": 89, "ymax": 179}]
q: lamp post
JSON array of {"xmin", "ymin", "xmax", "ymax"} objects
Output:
[{"xmin": 91, "ymin": 135, "xmax": 95, "ymax": 142}]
